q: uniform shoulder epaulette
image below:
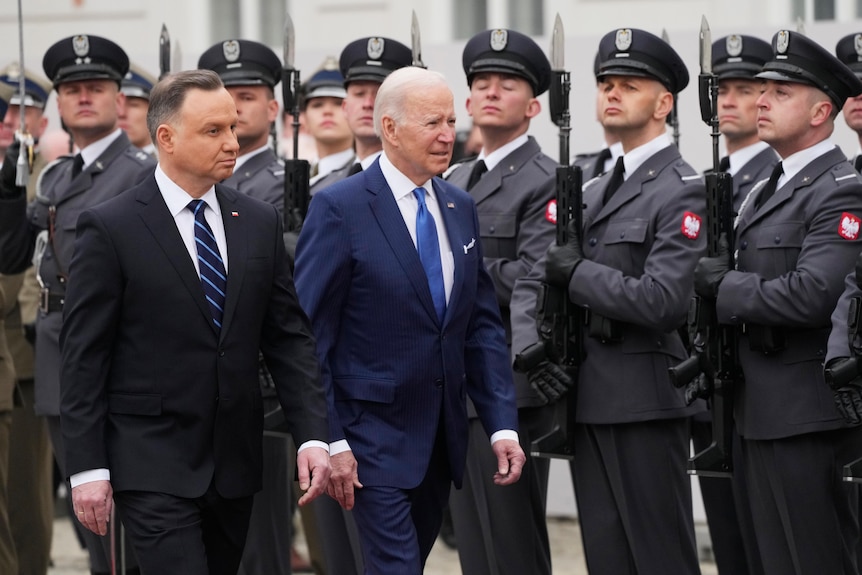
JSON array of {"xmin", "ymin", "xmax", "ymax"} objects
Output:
[
  {"xmin": 673, "ymin": 160, "xmax": 702, "ymax": 182},
  {"xmin": 268, "ymin": 159, "xmax": 285, "ymax": 177},
  {"xmin": 832, "ymin": 161, "xmax": 860, "ymax": 184},
  {"xmin": 125, "ymin": 146, "xmax": 153, "ymax": 164},
  {"xmin": 36, "ymin": 155, "xmax": 74, "ymax": 202}
]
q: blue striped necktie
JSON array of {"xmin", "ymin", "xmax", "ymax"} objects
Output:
[
  {"xmin": 413, "ymin": 188, "xmax": 446, "ymax": 322},
  {"xmin": 188, "ymin": 199, "xmax": 227, "ymax": 329}
]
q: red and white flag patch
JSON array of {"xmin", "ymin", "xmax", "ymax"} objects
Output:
[
  {"xmin": 839, "ymin": 212, "xmax": 861, "ymax": 240},
  {"xmin": 681, "ymin": 212, "xmax": 702, "ymax": 240},
  {"xmin": 546, "ymin": 199, "xmax": 557, "ymax": 224}
]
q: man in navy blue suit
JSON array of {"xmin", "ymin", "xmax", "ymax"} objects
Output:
[{"xmin": 294, "ymin": 66, "xmax": 525, "ymax": 574}]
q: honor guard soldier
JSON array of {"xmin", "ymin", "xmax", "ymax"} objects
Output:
[
  {"xmin": 0, "ymin": 62, "xmax": 56, "ymax": 575},
  {"xmin": 712, "ymin": 35, "xmax": 778, "ymax": 211},
  {"xmin": 198, "ymin": 40, "xmax": 284, "ymax": 213},
  {"xmin": 302, "ymin": 59, "xmax": 354, "ymax": 194},
  {"xmin": 311, "ymin": 36, "xmax": 412, "ymax": 191},
  {"xmin": 510, "ymin": 28, "xmax": 706, "ymax": 575},
  {"xmin": 694, "ymin": 30, "xmax": 862, "ymax": 574},
  {"xmin": 199, "ymin": 39, "xmax": 302, "ymax": 575},
  {"xmin": 444, "ymin": 28, "xmax": 556, "ymax": 575},
  {"xmin": 836, "ymin": 33, "xmax": 862, "ymax": 171},
  {"xmin": 119, "ymin": 63, "xmax": 157, "ymax": 156},
  {"xmin": 0, "ymin": 34, "xmax": 155, "ymax": 575},
  {"xmin": 572, "ymin": 53, "xmax": 622, "ymax": 181},
  {"xmin": 687, "ymin": 33, "xmax": 776, "ymax": 575}
]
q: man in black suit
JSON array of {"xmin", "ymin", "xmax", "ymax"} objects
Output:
[{"xmin": 59, "ymin": 70, "xmax": 330, "ymax": 575}]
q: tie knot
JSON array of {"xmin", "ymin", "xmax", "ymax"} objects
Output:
[
  {"xmin": 187, "ymin": 199, "xmax": 206, "ymax": 217},
  {"xmin": 413, "ymin": 187, "xmax": 427, "ymax": 207},
  {"xmin": 719, "ymin": 156, "xmax": 730, "ymax": 173},
  {"xmin": 612, "ymin": 156, "xmax": 625, "ymax": 177},
  {"xmin": 71, "ymin": 153, "xmax": 85, "ymax": 178},
  {"xmin": 772, "ymin": 162, "xmax": 784, "ymax": 179}
]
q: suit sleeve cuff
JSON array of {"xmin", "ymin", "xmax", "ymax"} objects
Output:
[
  {"xmin": 490, "ymin": 430, "xmax": 519, "ymax": 444},
  {"xmin": 297, "ymin": 440, "xmax": 330, "ymax": 455},
  {"xmin": 70, "ymin": 468, "xmax": 111, "ymax": 488},
  {"xmin": 329, "ymin": 439, "xmax": 351, "ymax": 456}
]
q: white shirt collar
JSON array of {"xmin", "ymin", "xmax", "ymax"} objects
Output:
[
  {"xmin": 317, "ymin": 148, "xmax": 355, "ymax": 178},
  {"xmin": 359, "ymin": 150, "xmax": 383, "ymax": 171},
  {"xmin": 620, "ymin": 133, "xmax": 672, "ymax": 180},
  {"xmin": 778, "ymin": 138, "xmax": 836, "ymax": 188},
  {"xmin": 234, "ymin": 144, "xmax": 270, "ymax": 171},
  {"xmin": 79, "ymin": 128, "xmax": 123, "ymax": 169},
  {"xmin": 478, "ymin": 134, "xmax": 529, "ymax": 172},
  {"xmin": 727, "ymin": 141, "xmax": 772, "ymax": 176},
  {"xmin": 379, "ymin": 152, "xmax": 434, "ymax": 201},
  {"xmin": 155, "ymin": 164, "xmax": 221, "ymax": 219}
]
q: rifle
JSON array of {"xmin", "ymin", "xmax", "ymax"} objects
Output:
[
  {"xmin": 514, "ymin": 14, "xmax": 583, "ymax": 460},
  {"xmin": 14, "ymin": 0, "xmax": 33, "ymax": 188},
  {"xmin": 411, "ymin": 11, "xmax": 426, "ymax": 69},
  {"xmin": 667, "ymin": 16, "xmax": 738, "ymax": 478},
  {"xmin": 282, "ymin": 13, "xmax": 310, "ymax": 233},
  {"xmin": 824, "ymin": 293, "xmax": 862, "ymax": 482},
  {"xmin": 661, "ymin": 29, "xmax": 680, "ymax": 147},
  {"xmin": 159, "ymin": 24, "xmax": 170, "ymax": 80}
]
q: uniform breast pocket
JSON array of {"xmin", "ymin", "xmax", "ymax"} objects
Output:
[
  {"xmin": 478, "ymin": 213, "xmax": 517, "ymax": 258},
  {"xmin": 755, "ymin": 221, "xmax": 805, "ymax": 278},
  {"xmin": 602, "ymin": 219, "xmax": 649, "ymax": 275}
]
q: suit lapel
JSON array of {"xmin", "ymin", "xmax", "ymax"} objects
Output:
[
  {"xmin": 432, "ymin": 180, "xmax": 465, "ymax": 326},
  {"xmin": 365, "ymin": 164, "xmax": 442, "ymax": 324},
  {"xmin": 136, "ymin": 177, "xmax": 217, "ymax": 334},
  {"xmin": 216, "ymin": 186, "xmax": 245, "ymax": 339}
]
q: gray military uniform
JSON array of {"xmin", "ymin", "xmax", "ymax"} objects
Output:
[
  {"xmin": 730, "ymin": 146, "xmax": 780, "ymax": 212},
  {"xmin": 717, "ymin": 146, "xmax": 862, "ymax": 574},
  {"xmin": 445, "ymin": 136, "xmax": 556, "ymax": 575},
  {"xmin": 511, "ymin": 143, "xmax": 705, "ymax": 574},
  {"xmin": 310, "ymin": 153, "xmax": 355, "ymax": 195},
  {"xmin": 223, "ymin": 148, "xmax": 284, "ymax": 212}
]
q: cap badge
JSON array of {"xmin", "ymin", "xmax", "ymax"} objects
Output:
[
  {"xmin": 73, "ymin": 35, "xmax": 90, "ymax": 58},
  {"xmin": 367, "ymin": 37, "xmax": 385, "ymax": 60},
  {"xmin": 615, "ymin": 29, "xmax": 633, "ymax": 52},
  {"xmin": 4, "ymin": 62, "xmax": 21, "ymax": 80},
  {"xmin": 726, "ymin": 35, "xmax": 743, "ymax": 57},
  {"xmin": 776, "ymin": 31, "xmax": 790, "ymax": 55},
  {"xmin": 223, "ymin": 41, "xmax": 240, "ymax": 63},
  {"xmin": 490, "ymin": 29, "xmax": 508, "ymax": 52},
  {"xmin": 855, "ymin": 34, "xmax": 862, "ymax": 59}
]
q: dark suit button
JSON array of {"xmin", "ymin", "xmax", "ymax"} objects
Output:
[
  {"xmin": 740, "ymin": 240, "xmax": 748, "ymax": 250},
  {"xmin": 656, "ymin": 340, "xmax": 662, "ymax": 348},
  {"xmin": 218, "ymin": 350, "xmax": 225, "ymax": 357},
  {"xmin": 435, "ymin": 379, "xmax": 443, "ymax": 388},
  {"xmin": 589, "ymin": 238, "xmax": 597, "ymax": 246}
]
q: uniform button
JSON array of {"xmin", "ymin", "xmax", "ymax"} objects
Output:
[
  {"xmin": 730, "ymin": 316, "xmax": 738, "ymax": 323},
  {"xmin": 774, "ymin": 236, "xmax": 781, "ymax": 244},
  {"xmin": 740, "ymin": 240, "xmax": 748, "ymax": 250},
  {"xmin": 489, "ymin": 226, "xmax": 496, "ymax": 233},
  {"xmin": 589, "ymin": 238, "xmax": 597, "ymax": 246},
  {"xmin": 656, "ymin": 340, "xmax": 662, "ymax": 348},
  {"xmin": 218, "ymin": 350, "xmax": 225, "ymax": 357},
  {"xmin": 619, "ymin": 231, "xmax": 626, "ymax": 239},
  {"xmin": 435, "ymin": 379, "xmax": 443, "ymax": 388}
]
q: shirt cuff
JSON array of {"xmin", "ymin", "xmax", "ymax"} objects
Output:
[
  {"xmin": 329, "ymin": 439, "xmax": 351, "ymax": 456},
  {"xmin": 297, "ymin": 440, "xmax": 329, "ymax": 454},
  {"xmin": 490, "ymin": 429, "xmax": 519, "ymax": 444},
  {"xmin": 70, "ymin": 468, "xmax": 111, "ymax": 488}
]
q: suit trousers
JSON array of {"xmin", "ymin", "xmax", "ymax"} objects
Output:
[
  {"xmin": 449, "ymin": 406, "xmax": 552, "ymax": 575},
  {"xmin": 8, "ymin": 379, "xmax": 53, "ymax": 575},
  {"xmin": 742, "ymin": 428, "xmax": 862, "ymax": 575},
  {"xmin": 572, "ymin": 418, "xmax": 700, "ymax": 575},
  {"xmin": 114, "ymin": 485, "xmax": 254, "ymax": 575},
  {"xmin": 351, "ymin": 431, "xmax": 451, "ymax": 574},
  {"xmin": 0, "ymin": 411, "xmax": 17, "ymax": 574},
  {"xmin": 691, "ymin": 418, "xmax": 763, "ymax": 575},
  {"xmin": 48, "ymin": 416, "xmax": 138, "ymax": 573}
]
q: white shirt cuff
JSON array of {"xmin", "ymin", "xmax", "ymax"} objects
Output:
[
  {"xmin": 490, "ymin": 429, "xmax": 519, "ymax": 444},
  {"xmin": 329, "ymin": 439, "xmax": 351, "ymax": 456},
  {"xmin": 70, "ymin": 468, "xmax": 110, "ymax": 488},
  {"xmin": 297, "ymin": 440, "xmax": 329, "ymax": 454}
]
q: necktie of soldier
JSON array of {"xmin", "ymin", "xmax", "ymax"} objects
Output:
[
  {"xmin": 188, "ymin": 199, "xmax": 227, "ymax": 329},
  {"xmin": 413, "ymin": 188, "xmax": 446, "ymax": 322},
  {"xmin": 71, "ymin": 153, "xmax": 84, "ymax": 179},
  {"xmin": 755, "ymin": 162, "xmax": 783, "ymax": 212},
  {"xmin": 466, "ymin": 159, "xmax": 487, "ymax": 191},
  {"xmin": 347, "ymin": 162, "xmax": 363, "ymax": 176},
  {"xmin": 591, "ymin": 148, "xmax": 612, "ymax": 179},
  {"xmin": 602, "ymin": 156, "xmax": 625, "ymax": 206}
]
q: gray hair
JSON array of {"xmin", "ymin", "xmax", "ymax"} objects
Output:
[
  {"xmin": 147, "ymin": 69, "xmax": 224, "ymax": 143},
  {"xmin": 373, "ymin": 67, "xmax": 451, "ymax": 137}
]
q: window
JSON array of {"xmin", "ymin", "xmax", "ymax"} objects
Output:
[
  {"xmin": 454, "ymin": 0, "xmax": 487, "ymax": 40},
  {"xmin": 508, "ymin": 0, "xmax": 542, "ymax": 36},
  {"xmin": 211, "ymin": 0, "xmax": 240, "ymax": 41}
]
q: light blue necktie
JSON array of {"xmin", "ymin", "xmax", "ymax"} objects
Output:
[
  {"xmin": 188, "ymin": 199, "xmax": 227, "ymax": 329},
  {"xmin": 413, "ymin": 188, "xmax": 446, "ymax": 322}
]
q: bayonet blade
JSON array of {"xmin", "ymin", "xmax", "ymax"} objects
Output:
[
  {"xmin": 411, "ymin": 11, "xmax": 425, "ymax": 68},
  {"xmin": 172, "ymin": 39, "xmax": 182, "ymax": 73},
  {"xmin": 551, "ymin": 13, "xmax": 564, "ymax": 71},
  {"xmin": 159, "ymin": 24, "xmax": 170, "ymax": 79},
  {"xmin": 700, "ymin": 16, "xmax": 712, "ymax": 75},
  {"xmin": 283, "ymin": 14, "xmax": 296, "ymax": 71}
]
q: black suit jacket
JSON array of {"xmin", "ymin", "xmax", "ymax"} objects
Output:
[{"xmin": 59, "ymin": 176, "xmax": 326, "ymax": 499}]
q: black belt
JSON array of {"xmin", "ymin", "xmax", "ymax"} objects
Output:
[{"xmin": 39, "ymin": 289, "xmax": 64, "ymax": 313}]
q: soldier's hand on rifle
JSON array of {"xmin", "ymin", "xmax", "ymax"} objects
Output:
[
  {"xmin": 693, "ymin": 233, "xmax": 731, "ymax": 299},
  {"xmin": 684, "ymin": 373, "xmax": 713, "ymax": 406},
  {"xmin": 0, "ymin": 139, "xmax": 24, "ymax": 198},
  {"xmin": 545, "ymin": 220, "xmax": 583, "ymax": 289},
  {"xmin": 826, "ymin": 357, "xmax": 862, "ymax": 425},
  {"xmin": 528, "ymin": 360, "xmax": 574, "ymax": 404}
]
